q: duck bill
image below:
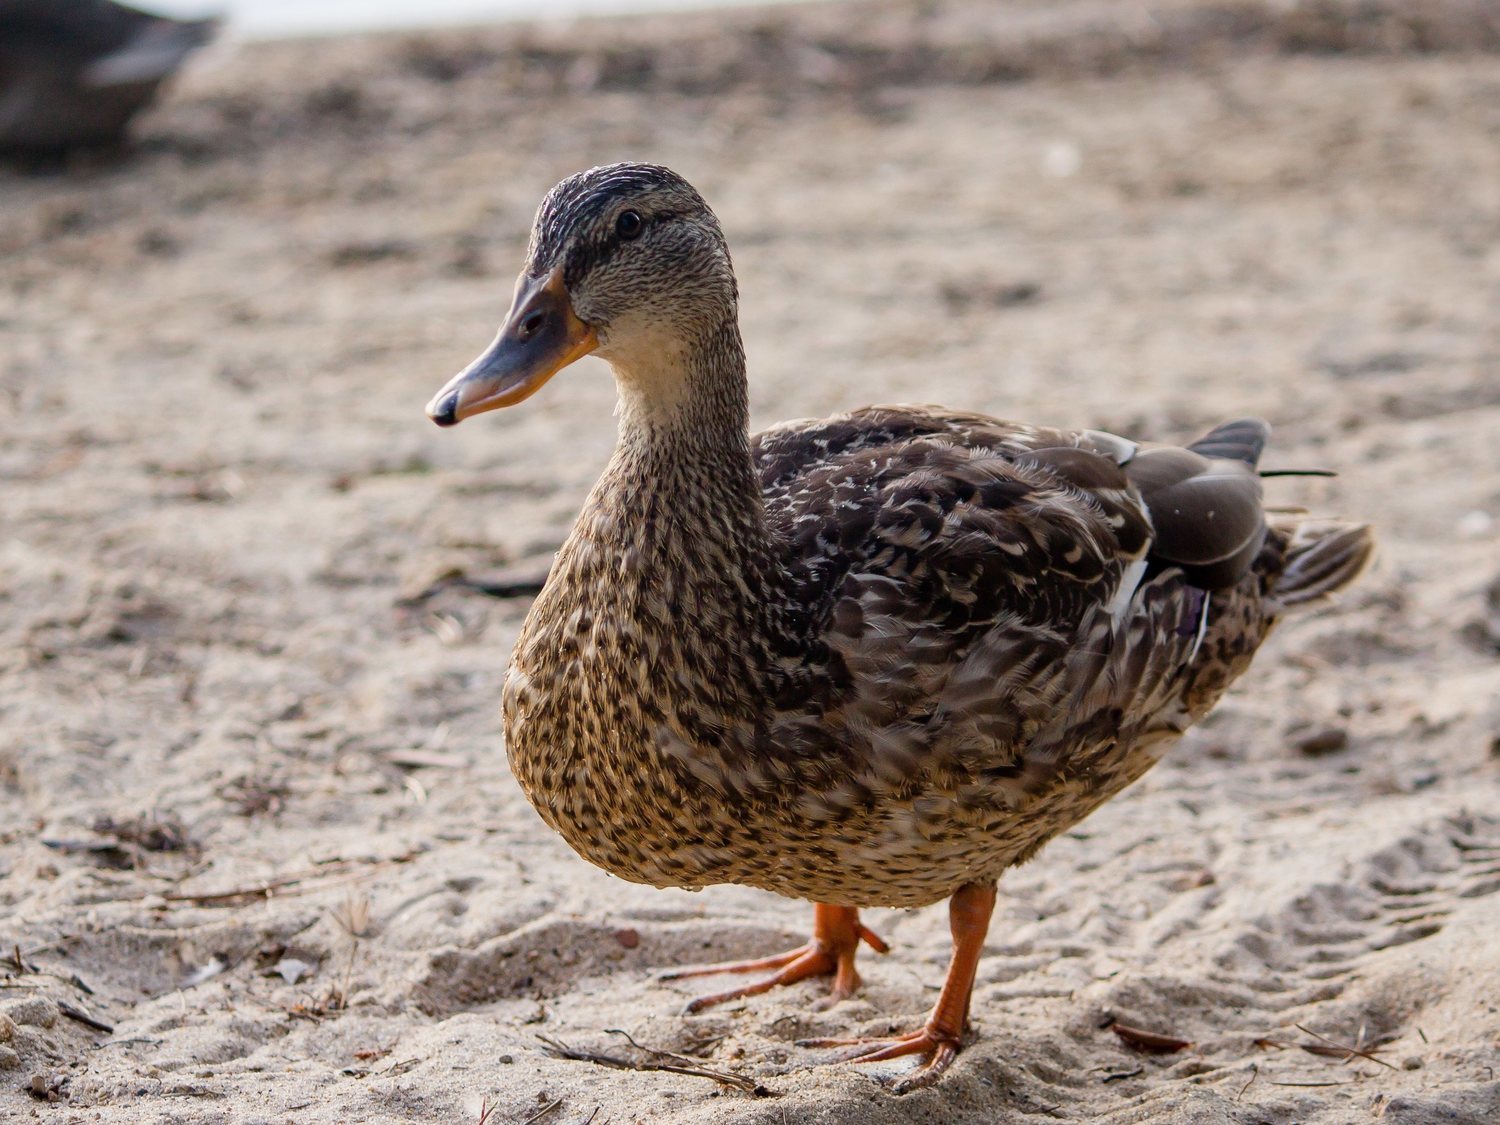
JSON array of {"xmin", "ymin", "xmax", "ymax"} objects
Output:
[{"xmin": 425, "ymin": 267, "xmax": 598, "ymax": 426}]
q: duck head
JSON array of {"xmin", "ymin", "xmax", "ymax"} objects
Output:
[{"xmin": 426, "ymin": 162, "xmax": 736, "ymax": 427}]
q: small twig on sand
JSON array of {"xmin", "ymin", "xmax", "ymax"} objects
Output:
[
  {"xmin": 603, "ymin": 1028, "xmax": 729, "ymax": 1072},
  {"xmin": 163, "ymin": 851, "xmax": 421, "ymax": 909},
  {"xmin": 1236, "ymin": 1063, "xmax": 1258, "ymax": 1100},
  {"xmin": 537, "ymin": 1034, "xmax": 773, "ymax": 1096},
  {"xmin": 519, "ymin": 1098, "xmax": 562, "ymax": 1124},
  {"xmin": 1293, "ymin": 1023, "xmax": 1396, "ymax": 1070},
  {"xmin": 1109, "ymin": 1022, "xmax": 1192, "ymax": 1054},
  {"xmin": 4, "ymin": 948, "xmax": 97, "ymax": 997},
  {"xmin": 57, "ymin": 1001, "xmax": 113, "ymax": 1035},
  {"xmin": 327, "ymin": 892, "xmax": 372, "ymax": 1012},
  {"xmin": 164, "ymin": 872, "xmax": 326, "ymax": 906},
  {"xmin": 163, "ymin": 863, "xmax": 380, "ymax": 907}
]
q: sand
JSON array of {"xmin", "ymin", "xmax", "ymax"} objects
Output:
[{"xmin": 2, "ymin": 0, "xmax": 1499, "ymax": 1120}]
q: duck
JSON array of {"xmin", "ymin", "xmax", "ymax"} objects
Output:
[
  {"xmin": 0, "ymin": 0, "xmax": 217, "ymax": 154},
  {"xmin": 425, "ymin": 162, "xmax": 1373, "ymax": 1092}
]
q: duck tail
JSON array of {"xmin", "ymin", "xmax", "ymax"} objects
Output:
[
  {"xmin": 1272, "ymin": 521, "xmax": 1375, "ymax": 608},
  {"xmin": 1187, "ymin": 417, "xmax": 1270, "ymax": 466}
]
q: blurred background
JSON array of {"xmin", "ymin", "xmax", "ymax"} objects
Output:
[
  {"xmin": 144, "ymin": 0, "xmax": 808, "ymax": 38},
  {"xmin": 2, "ymin": 1, "xmax": 1498, "ymax": 1122},
  {"xmin": 0, "ymin": 0, "xmax": 808, "ymax": 152}
]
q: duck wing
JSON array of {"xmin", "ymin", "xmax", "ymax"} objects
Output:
[{"xmin": 748, "ymin": 407, "xmax": 1275, "ymax": 815}]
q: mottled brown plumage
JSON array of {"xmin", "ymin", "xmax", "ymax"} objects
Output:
[{"xmin": 426, "ymin": 163, "xmax": 1374, "ymax": 1091}]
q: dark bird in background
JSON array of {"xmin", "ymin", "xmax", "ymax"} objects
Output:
[
  {"xmin": 0, "ymin": 0, "xmax": 217, "ymax": 153},
  {"xmin": 425, "ymin": 163, "xmax": 1374, "ymax": 1091}
]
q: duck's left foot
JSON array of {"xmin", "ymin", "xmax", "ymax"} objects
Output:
[
  {"xmin": 798, "ymin": 1023, "xmax": 963, "ymax": 1093},
  {"xmin": 660, "ymin": 903, "xmax": 887, "ymax": 1013},
  {"xmin": 799, "ymin": 881, "xmax": 998, "ymax": 1093}
]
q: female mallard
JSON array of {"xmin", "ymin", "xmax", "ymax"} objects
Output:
[{"xmin": 425, "ymin": 162, "xmax": 1372, "ymax": 1091}]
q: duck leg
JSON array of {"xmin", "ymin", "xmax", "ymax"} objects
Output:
[
  {"xmin": 661, "ymin": 902, "xmax": 889, "ymax": 1013},
  {"xmin": 799, "ymin": 881, "xmax": 997, "ymax": 1093}
]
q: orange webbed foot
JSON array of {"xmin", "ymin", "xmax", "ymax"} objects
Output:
[
  {"xmin": 798, "ymin": 1023, "xmax": 963, "ymax": 1093},
  {"xmin": 800, "ymin": 881, "xmax": 997, "ymax": 1093},
  {"xmin": 659, "ymin": 903, "xmax": 888, "ymax": 1013}
]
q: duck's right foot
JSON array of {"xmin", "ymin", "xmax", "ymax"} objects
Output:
[{"xmin": 659, "ymin": 903, "xmax": 888, "ymax": 1013}]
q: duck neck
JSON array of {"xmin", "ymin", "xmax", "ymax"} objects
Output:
[
  {"xmin": 612, "ymin": 319, "xmax": 749, "ymax": 452},
  {"xmin": 569, "ymin": 317, "xmax": 776, "ymax": 698},
  {"xmin": 605, "ymin": 318, "xmax": 765, "ymax": 549},
  {"xmin": 564, "ymin": 318, "xmax": 769, "ymax": 618}
]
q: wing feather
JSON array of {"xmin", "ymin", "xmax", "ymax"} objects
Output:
[{"xmin": 749, "ymin": 406, "xmax": 1280, "ymax": 819}]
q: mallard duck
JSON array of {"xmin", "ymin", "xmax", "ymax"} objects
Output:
[
  {"xmin": 0, "ymin": 0, "xmax": 217, "ymax": 153},
  {"xmin": 425, "ymin": 163, "xmax": 1373, "ymax": 1091}
]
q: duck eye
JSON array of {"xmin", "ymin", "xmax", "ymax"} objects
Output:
[{"xmin": 615, "ymin": 210, "xmax": 643, "ymax": 240}]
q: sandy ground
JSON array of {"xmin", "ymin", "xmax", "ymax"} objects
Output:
[{"xmin": 3, "ymin": 0, "xmax": 1500, "ymax": 1121}]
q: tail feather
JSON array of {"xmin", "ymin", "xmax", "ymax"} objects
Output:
[
  {"xmin": 1274, "ymin": 522, "xmax": 1375, "ymax": 607},
  {"xmin": 1188, "ymin": 418, "xmax": 1270, "ymax": 467}
]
